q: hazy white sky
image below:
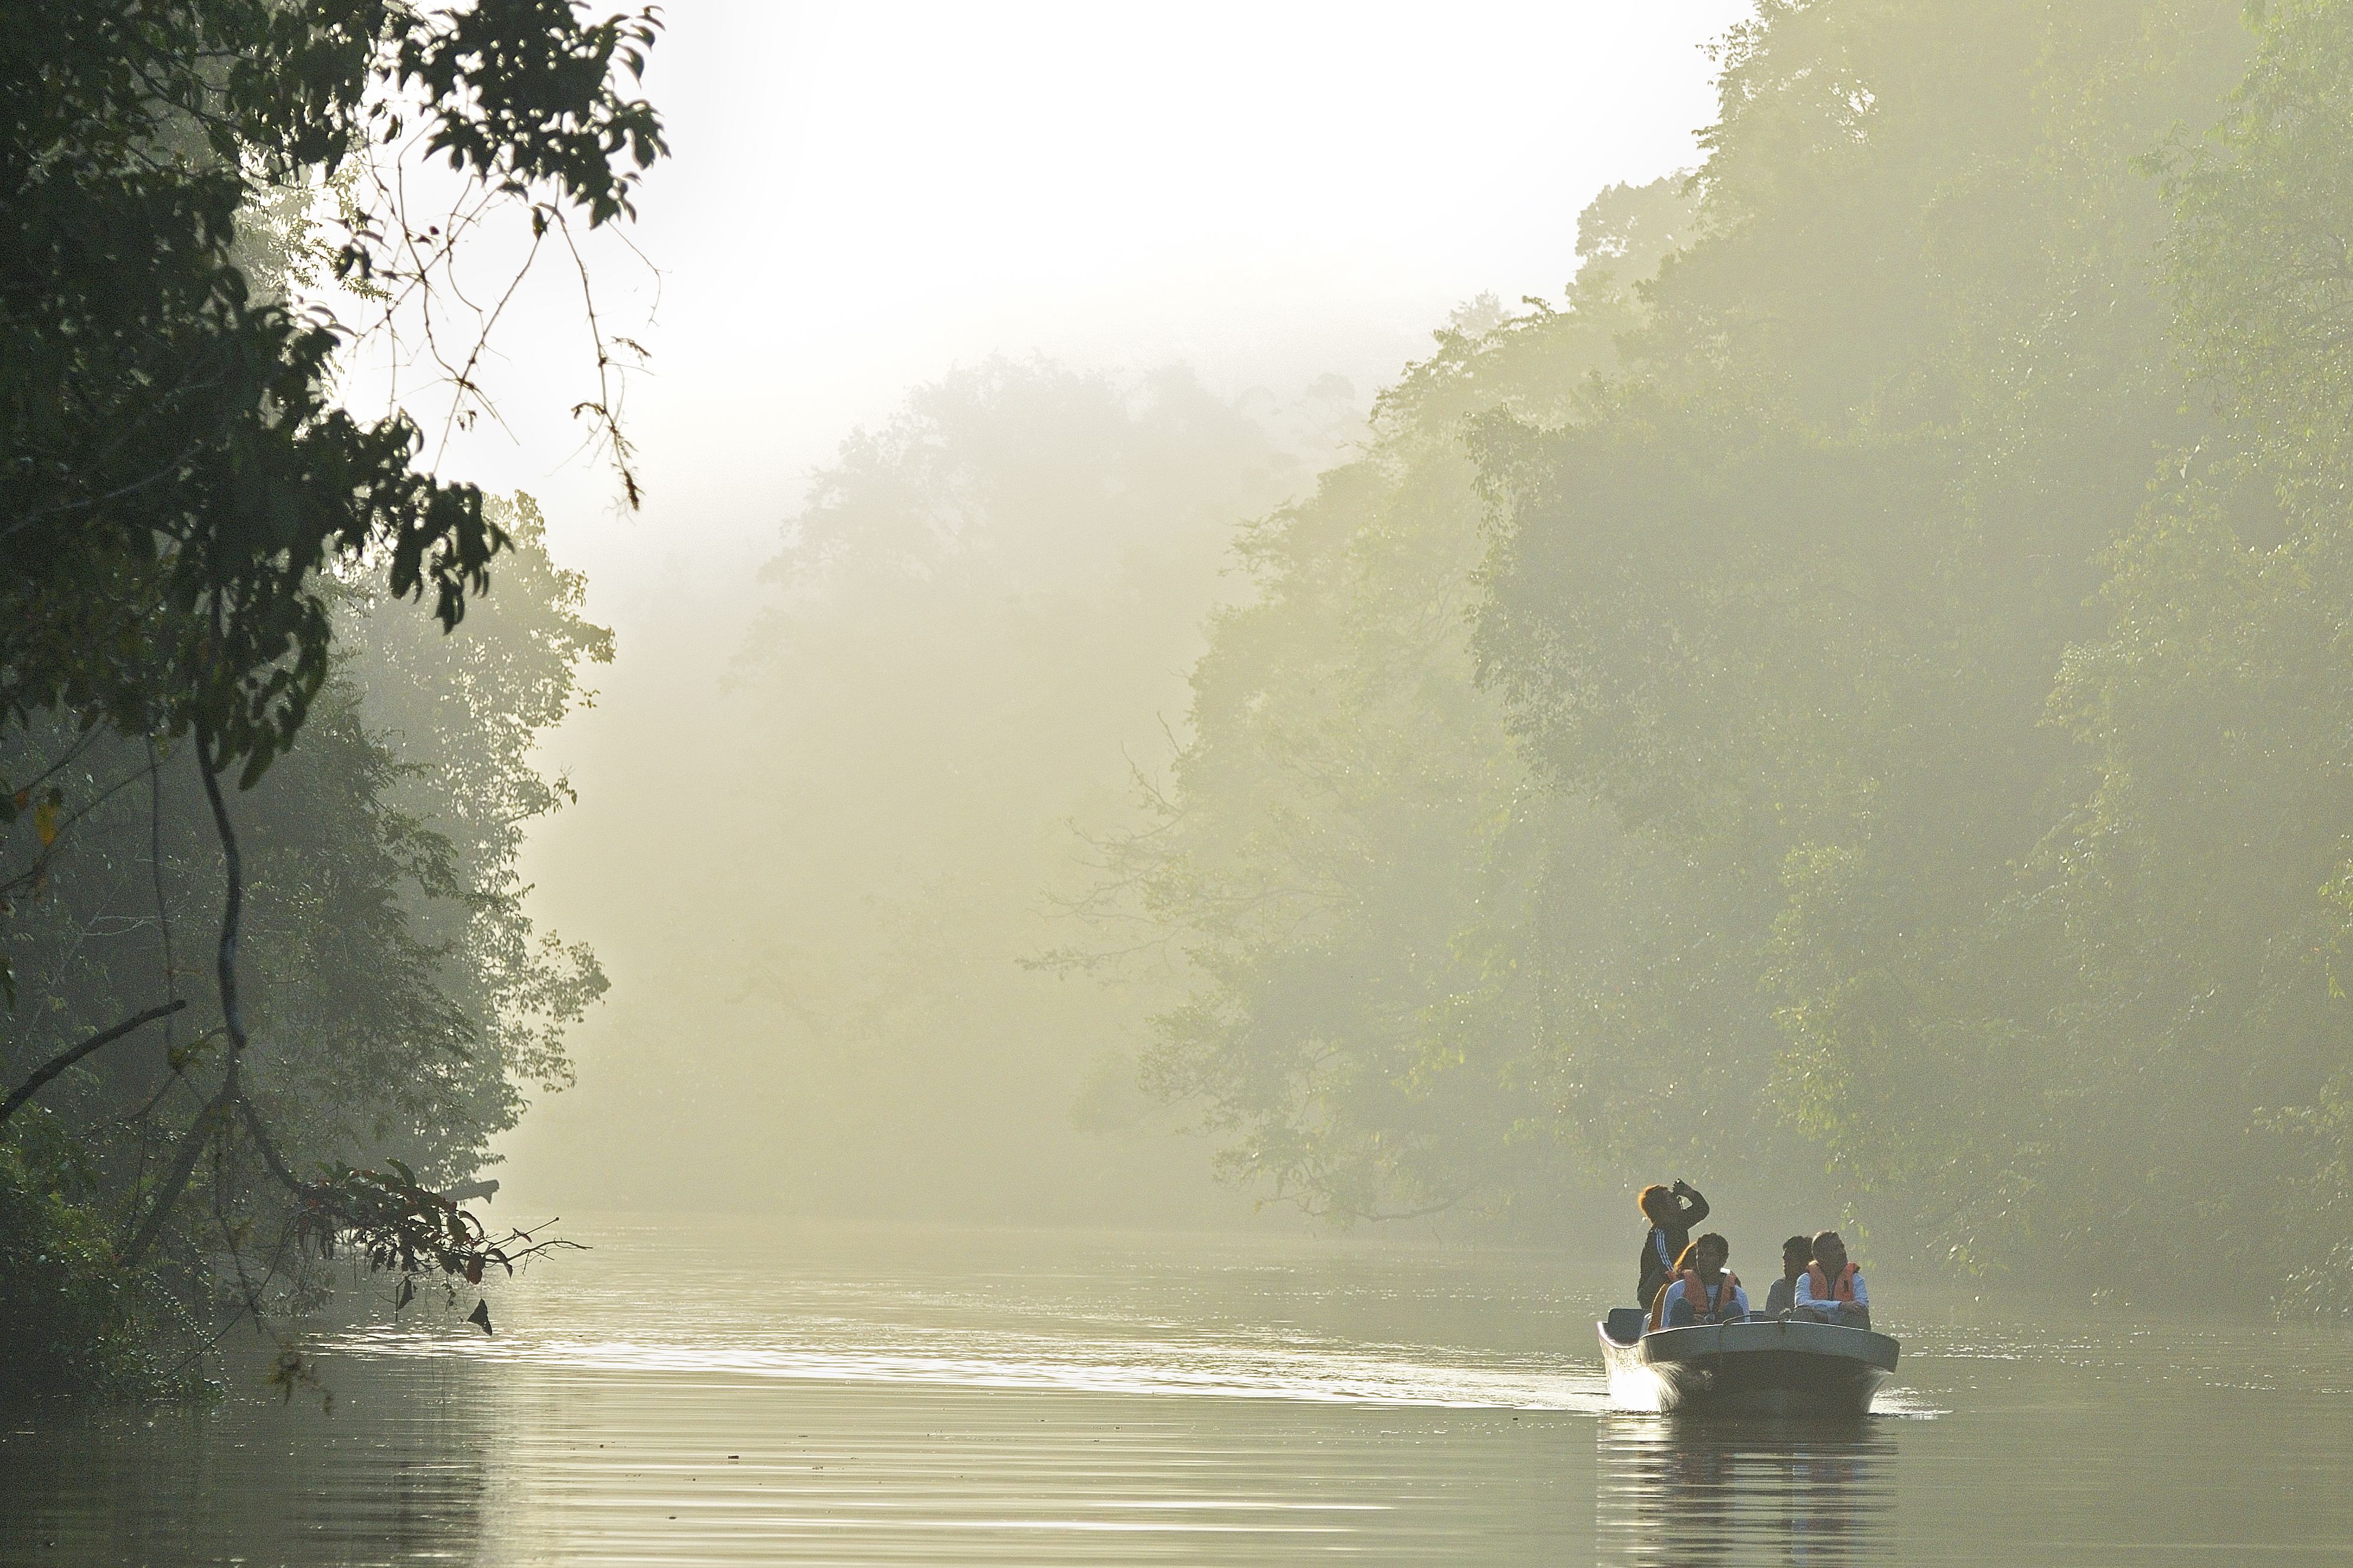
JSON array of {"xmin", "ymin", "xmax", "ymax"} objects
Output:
[
  {"xmin": 447, "ymin": 0, "xmax": 1752, "ymax": 588},
  {"xmin": 478, "ymin": 0, "xmax": 1758, "ymax": 1195}
]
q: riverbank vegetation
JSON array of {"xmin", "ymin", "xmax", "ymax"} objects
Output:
[
  {"xmin": 1, "ymin": 1, "xmax": 659, "ymax": 1397},
  {"xmin": 1088, "ymin": 0, "xmax": 2353, "ymax": 1304}
]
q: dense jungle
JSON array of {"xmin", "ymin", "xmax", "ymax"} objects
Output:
[{"xmin": 10, "ymin": 0, "xmax": 2353, "ymax": 1415}]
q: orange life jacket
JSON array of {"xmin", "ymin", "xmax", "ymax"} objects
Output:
[
  {"xmin": 1653, "ymin": 1267, "xmax": 1742, "ymax": 1327},
  {"xmin": 1805, "ymin": 1262, "xmax": 1858, "ymax": 1304}
]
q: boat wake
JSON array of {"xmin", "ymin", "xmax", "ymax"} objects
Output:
[{"xmin": 324, "ymin": 1322, "xmax": 1617, "ymax": 1411}]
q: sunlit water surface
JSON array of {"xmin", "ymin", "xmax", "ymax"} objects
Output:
[{"xmin": 4, "ymin": 1218, "xmax": 2349, "ymax": 1564}]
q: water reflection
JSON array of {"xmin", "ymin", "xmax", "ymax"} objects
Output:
[
  {"xmin": 1, "ymin": 1358, "xmax": 1590, "ymax": 1566},
  {"xmin": 11, "ymin": 1223, "xmax": 2353, "ymax": 1566},
  {"xmin": 1596, "ymin": 1414, "xmax": 1895, "ymax": 1566},
  {"xmin": 0, "ymin": 1358, "xmax": 500, "ymax": 1567}
]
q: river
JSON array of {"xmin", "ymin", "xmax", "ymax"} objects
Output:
[{"xmin": 3, "ymin": 1216, "xmax": 2348, "ymax": 1564}]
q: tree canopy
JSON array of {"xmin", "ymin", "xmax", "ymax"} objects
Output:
[
  {"xmin": 2, "ymin": 0, "xmax": 661, "ymax": 1394},
  {"xmin": 1110, "ymin": 0, "xmax": 2353, "ymax": 1304},
  {"xmin": 2, "ymin": 0, "xmax": 660, "ymax": 779}
]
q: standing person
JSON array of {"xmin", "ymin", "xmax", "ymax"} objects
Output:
[
  {"xmin": 1653, "ymin": 1234, "xmax": 1749, "ymax": 1328},
  {"xmin": 1635, "ymin": 1179, "xmax": 1710, "ymax": 1311},
  {"xmin": 1763, "ymin": 1235, "xmax": 1812, "ymax": 1318},
  {"xmin": 1794, "ymin": 1231, "xmax": 1872, "ymax": 1329}
]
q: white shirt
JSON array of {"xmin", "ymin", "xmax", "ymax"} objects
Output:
[{"xmin": 1793, "ymin": 1266, "xmax": 1869, "ymax": 1313}]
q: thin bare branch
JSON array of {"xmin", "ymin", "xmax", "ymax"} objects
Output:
[{"xmin": 0, "ymin": 1000, "xmax": 189, "ymax": 1124}]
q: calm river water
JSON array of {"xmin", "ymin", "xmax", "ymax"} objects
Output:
[{"xmin": 3, "ymin": 1217, "xmax": 2349, "ymax": 1565}]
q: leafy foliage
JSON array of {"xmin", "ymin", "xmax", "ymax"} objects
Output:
[
  {"xmin": 1, "ymin": 0, "xmax": 662, "ymax": 777},
  {"xmin": 1, "ymin": 500, "xmax": 608, "ymax": 1392},
  {"xmin": 0, "ymin": 1132, "xmax": 199, "ymax": 1403},
  {"xmin": 1117, "ymin": 0, "xmax": 2353, "ymax": 1298},
  {"xmin": 0, "ymin": 0, "xmax": 654, "ymax": 1394}
]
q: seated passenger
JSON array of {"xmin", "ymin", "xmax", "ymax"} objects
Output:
[
  {"xmin": 1762, "ymin": 1234, "xmax": 1812, "ymax": 1319},
  {"xmin": 1651, "ymin": 1232, "xmax": 1748, "ymax": 1329},
  {"xmin": 1793, "ymin": 1230, "xmax": 1871, "ymax": 1329}
]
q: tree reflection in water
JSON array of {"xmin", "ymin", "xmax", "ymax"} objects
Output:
[{"xmin": 1596, "ymin": 1413, "xmax": 1896, "ymax": 1565}]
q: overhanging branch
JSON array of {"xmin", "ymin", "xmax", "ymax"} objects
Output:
[{"xmin": 0, "ymin": 999, "xmax": 189, "ymax": 1125}]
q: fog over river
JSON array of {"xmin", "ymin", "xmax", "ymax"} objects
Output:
[{"xmin": 8, "ymin": 1222, "xmax": 2351, "ymax": 1566}]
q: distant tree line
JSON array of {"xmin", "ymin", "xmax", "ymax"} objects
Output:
[
  {"xmin": 607, "ymin": 359, "xmax": 1320, "ymax": 1227},
  {"xmin": 1096, "ymin": 0, "xmax": 2353, "ymax": 1307}
]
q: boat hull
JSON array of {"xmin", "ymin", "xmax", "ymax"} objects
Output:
[{"xmin": 1598, "ymin": 1319, "xmax": 1899, "ymax": 1417}]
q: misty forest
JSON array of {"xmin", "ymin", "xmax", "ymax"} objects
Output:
[{"xmin": 9, "ymin": 1, "xmax": 2353, "ymax": 1562}]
